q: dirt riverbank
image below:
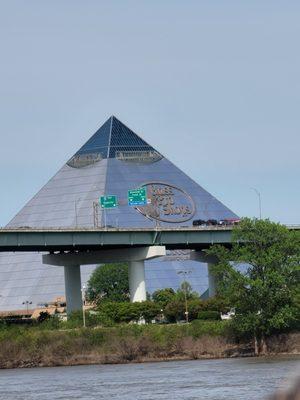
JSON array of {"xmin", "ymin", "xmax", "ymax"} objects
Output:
[{"xmin": 0, "ymin": 325, "xmax": 298, "ymax": 369}]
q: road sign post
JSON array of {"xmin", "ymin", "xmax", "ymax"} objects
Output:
[
  {"xmin": 128, "ymin": 188, "xmax": 147, "ymax": 206},
  {"xmin": 99, "ymin": 195, "xmax": 118, "ymax": 228},
  {"xmin": 100, "ymin": 195, "xmax": 118, "ymax": 209}
]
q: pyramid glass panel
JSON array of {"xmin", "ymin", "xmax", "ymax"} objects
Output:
[
  {"xmin": 109, "ymin": 117, "xmax": 156, "ymax": 158},
  {"xmin": 73, "ymin": 117, "xmax": 111, "ymax": 158}
]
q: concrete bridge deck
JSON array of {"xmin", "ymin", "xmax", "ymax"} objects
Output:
[{"xmin": 0, "ymin": 225, "xmax": 299, "ymax": 252}]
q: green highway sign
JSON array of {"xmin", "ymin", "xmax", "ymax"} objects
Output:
[
  {"xmin": 128, "ymin": 188, "xmax": 147, "ymax": 206},
  {"xmin": 100, "ymin": 195, "xmax": 118, "ymax": 209}
]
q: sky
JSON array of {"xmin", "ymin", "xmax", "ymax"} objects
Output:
[{"xmin": 0, "ymin": 1, "xmax": 299, "ymax": 226}]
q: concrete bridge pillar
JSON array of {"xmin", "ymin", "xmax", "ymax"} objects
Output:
[
  {"xmin": 207, "ymin": 264, "xmax": 217, "ymax": 297},
  {"xmin": 43, "ymin": 246, "xmax": 165, "ymax": 315},
  {"xmin": 129, "ymin": 260, "xmax": 146, "ymax": 302},
  {"xmin": 64, "ymin": 264, "xmax": 82, "ymax": 314},
  {"xmin": 190, "ymin": 251, "xmax": 218, "ymax": 298}
]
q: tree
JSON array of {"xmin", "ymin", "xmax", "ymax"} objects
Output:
[
  {"xmin": 176, "ymin": 281, "xmax": 199, "ymax": 302},
  {"xmin": 164, "ymin": 299, "xmax": 186, "ymax": 322},
  {"xmin": 137, "ymin": 301, "xmax": 162, "ymax": 323},
  {"xmin": 163, "ymin": 298, "xmax": 203, "ymax": 322},
  {"xmin": 153, "ymin": 283, "xmax": 201, "ymax": 322},
  {"xmin": 87, "ymin": 263, "xmax": 130, "ymax": 303},
  {"xmin": 206, "ymin": 218, "xmax": 300, "ymax": 355},
  {"xmin": 152, "ymin": 288, "xmax": 176, "ymax": 305}
]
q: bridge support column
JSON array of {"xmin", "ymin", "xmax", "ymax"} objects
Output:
[
  {"xmin": 190, "ymin": 251, "xmax": 218, "ymax": 298},
  {"xmin": 43, "ymin": 246, "xmax": 166, "ymax": 310},
  {"xmin": 64, "ymin": 265, "xmax": 82, "ymax": 315},
  {"xmin": 129, "ymin": 260, "xmax": 146, "ymax": 302},
  {"xmin": 208, "ymin": 264, "xmax": 217, "ymax": 298}
]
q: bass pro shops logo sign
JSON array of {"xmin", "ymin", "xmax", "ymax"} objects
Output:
[{"xmin": 136, "ymin": 182, "xmax": 196, "ymax": 223}]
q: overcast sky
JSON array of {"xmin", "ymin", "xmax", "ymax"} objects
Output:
[{"xmin": 0, "ymin": 1, "xmax": 299, "ymax": 225}]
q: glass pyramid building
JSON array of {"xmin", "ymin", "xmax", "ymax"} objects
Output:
[{"xmin": 0, "ymin": 116, "xmax": 238, "ymax": 311}]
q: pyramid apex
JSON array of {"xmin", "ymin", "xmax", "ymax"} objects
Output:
[
  {"xmin": 108, "ymin": 114, "xmax": 123, "ymax": 127},
  {"xmin": 109, "ymin": 114, "xmax": 122, "ymax": 123}
]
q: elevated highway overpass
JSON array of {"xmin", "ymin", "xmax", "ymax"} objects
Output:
[
  {"xmin": 1, "ymin": 225, "xmax": 298, "ymax": 252},
  {"xmin": 0, "ymin": 226, "xmax": 236, "ymax": 252},
  {"xmin": 0, "ymin": 225, "xmax": 298, "ymax": 314}
]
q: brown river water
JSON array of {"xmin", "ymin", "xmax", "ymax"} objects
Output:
[{"xmin": 0, "ymin": 356, "xmax": 299, "ymax": 399}]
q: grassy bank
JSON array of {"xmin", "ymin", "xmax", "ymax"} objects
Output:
[{"xmin": 0, "ymin": 321, "xmax": 299, "ymax": 369}]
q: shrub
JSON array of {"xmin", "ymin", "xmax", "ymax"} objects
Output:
[
  {"xmin": 189, "ymin": 320, "xmax": 227, "ymax": 337},
  {"xmin": 197, "ymin": 311, "xmax": 221, "ymax": 320},
  {"xmin": 63, "ymin": 311, "xmax": 84, "ymax": 329},
  {"xmin": 164, "ymin": 299, "xmax": 204, "ymax": 322},
  {"xmin": 187, "ymin": 299, "xmax": 203, "ymax": 320},
  {"xmin": 136, "ymin": 302, "xmax": 162, "ymax": 323},
  {"xmin": 37, "ymin": 311, "xmax": 51, "ymax": 323},
  {"xmin": 96, "ymin": 301, "xmax": 161, "ymax": 324},
  {"xmin": 164, "ymin": 300, "xmax": 185, "ymax": 322},
  {"xmin": 38, "ymin": 315, "xmax": 61, "ymax": 330}
]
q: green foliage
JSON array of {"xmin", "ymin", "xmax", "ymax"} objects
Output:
[
  {"xmin": 138, "ymin": 302, "xmax": 162, "ymax": 323},
  {"xmin": 206, "ymin": 218, "xmax": 300, "ymax": 347},
  {"xmin": 163, "ymin": 299, "xmax": 201, "ymax": 322},
  {"xmin": 198, "ymin": 311, "xmax": 221, "ymax": 320},
  {"xmin": 164, "ymin": 299, "xmax": 185, "ymax": 322},
  {"xmin": 0, "ymin": 320, "xmax": 232, "ymax": 369},
  {"xmin": 176, "ymin": 281, "xmax": 199, "ymax": 301},
  {"xmin": 201, "ymin": 297, "xmax": 230, "ymax": 313},
  {"xmin": 189, "ymin": 320, "xmax": 228, "ymax": 337},
  {"xmin": 38, "ymin": 315, "xmax": 61, "ymax": 330},
  {"xmin": 184, "ymin": 299, "xmax": 202, "ymax": 320},
  {"xmin": 37, "ymin": 311, "xmax": 51, "ymax": 323},
  {"xmin": 63, "ymin": 311, "xmax": 85, "ymax": 328},
  {"xmin": 162, "ymin": 296, "xmax": 227, "ymax": 323},
  {"xmin": 87, "ymin": 263, "xmax": 130, "ymax": 303},
  {"xmin": 156, "ymin": 281, "xmax": 201, "ymax": 322},
  {"xmin": 152, "ymin": 288, "xmax": 176, "ymax": 305},
  {"xmin": 96, "ymin": 301, "xmax": 162, "ymax": 324}
]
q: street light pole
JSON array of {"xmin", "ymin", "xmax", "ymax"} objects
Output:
[
  {"xmin": 22, "ymin": 300, "xmax": 32, "ymax": 315},
  {"xmin": 177, "ymin": 269, "xmax": 192, "ymax": 323},
  {"xmin": 251, "ymin": 187, "xmax": 262, "ymax": 219},
  {"xmin": 81, "ymin": 285, "xmax": 86, "ymax": 328},
  {"xmin": 183, "ymin": 280, "xmax": 188, "ymax": 323}
]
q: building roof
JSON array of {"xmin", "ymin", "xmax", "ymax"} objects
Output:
[{"xmin": 73, "ymin": 116, "xmax": 157, "ymax": 159}]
